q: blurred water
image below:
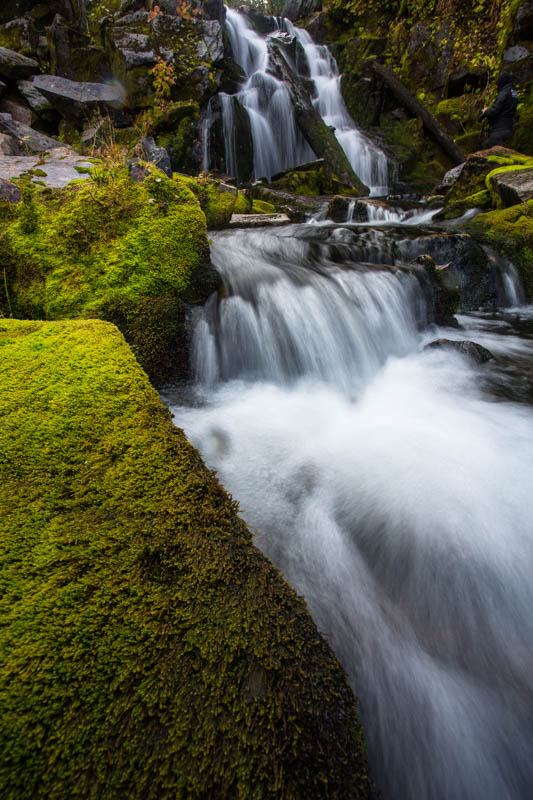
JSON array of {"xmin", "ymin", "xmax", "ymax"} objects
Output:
[{"xmin": 170, "ymin": 223, "xmax": 533, "ymax": 799}]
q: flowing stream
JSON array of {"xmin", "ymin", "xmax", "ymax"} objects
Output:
[{"xmin": 167, "ymin": 213, "xmax": 533, "ymax": 799}]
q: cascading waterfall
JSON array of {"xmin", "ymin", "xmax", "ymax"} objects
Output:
[
  {"xmin": 217, "ymin": 7, "xmax": 390, "ymax": 192},
  {"xmin": 282, "ymin": 19, "xmax": 390, "ymax": 195},
  {"xmin": 171, "ymin": 218, "xmax": 533, "ymax": 800},
  {"xmin": 223, "ymin": 8, "xmax": 314, "ymax": 180}
]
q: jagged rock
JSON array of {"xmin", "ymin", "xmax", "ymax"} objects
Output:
[
  {"xmin": 195, "ymin": 19, "xmax": 224, "ymax": 64},
  {"xmin": 0, "ymin": 177, "xmax": 21, "ymax": 203},
  {"xmin": 0, "ymin": 132, "xmax": 18, "ymax": 155},
  {"xmin": 0, "ymin": 46, "xmax": 39, "ymax": 81},
  {"xmin": 282, "ymin": 0, "xmax": 322, "ymax": 22},
  {"xmin": 435, "ymin": 162, "xmax": 467, "ymax": 194},
  {"xmin": 32, "ymin": 75, "xmax": 126, "ymax": 120},
  {"xmin": 0, "ymin": 97, "xmax": 32, "ymax": 126},
  {"xmin": 489, "ymin": 167, "xmax": 533, "ymax": 207},
  {"xmin": 17, "ymin": 79, "xmax": 56, "ymax": 122},
  {"xmin": 0, "ymin": 113, "xmax": 62, "ymax": 152},
  {"xmin": 48, "ymin": 14, "xmax": 108, "ymax": 81},
  {"xmin": 140, "ymin": 136, "xmax": 172, "ymax": 177},
  {"xmin": 326, "ymin": 195, "xmax": 368, "ymax": 222},
  {"xmin": 239, "ymin": 6, "xmax": 278, "ymax": 34},
  {"xmin": 426, "ymin": 339, "xmax": 494, "ymax": 363}
]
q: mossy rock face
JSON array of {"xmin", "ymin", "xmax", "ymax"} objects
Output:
[
  {"xmin": 269, "ymin": 164, "xmax": 362, "ymax": 196},
  {"xmin": 0, "ymin": 317, "xmax": 374, "ymax": 800},
  {"xmin": 0, "ymin": 166, "xmax": 219, "ymax": 383},
  {"xmin": 174, "ymin": 173, "xmax": 239, "ymax": 228},
  {"xmin": 465, "ymin": 198, "xmax": 533, "ymax": 298}
]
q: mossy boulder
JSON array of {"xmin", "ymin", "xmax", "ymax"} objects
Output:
[
  {"xmin": 0, "ymin": 317, "xmax": 374, "ymax": 800},
  {"xmin": 465, "ymin": 198, "xmax": 533, "ymax": 298},
  {"xmin": 0, "ymin": 166, "xmax": 219, "ymax": 382},
  {"xmin": 269, "ymin": 163, "xmax": 363, "ymax": 196}
]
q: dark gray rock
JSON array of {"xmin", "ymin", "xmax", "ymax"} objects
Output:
[
  {"xmin": 0, "ymin": 81, "xmax": 5, "ymax": 98},
  {"xmin": 239, "ymin": 6, "xmax": 278, "ymax": 34},
  {"xmin": 32, "ymin": 74, "xmax": 126, "ymax": 120},
  {"xmin": 435, "ymin": 162, "xmax": 466, "ymax": 194},
  {"xmin": 447, "ymin": 65, "xmax": 488, "ymax": 97},
  {"xmin": 0, "ymin": 113, "xmax": 62, "ymax": 153},
  {"xmin": 426, "ymin": 338, "xmax": 494, "ymax": 363},
  {"xmin": 17, "ymin": 80, "xmax": 56, "ymax": 121},
  {"xmin": 512, "ymin": 2, "xmax": 533, "ymax": 40},
  {"xmin": 0, "ymin": 98, "xmax": 32, "ymax": 126},
  {"xmin": 0, "ymin": 17, "xmax": 40, "ymax": 57},
  {"xmin": 489, "ymin": 167, "xmax": 533, "ymax": 207},
  {"xmin": 0, "ymin": 132, "xmax": 19, "ymax": 155},
  {"xmin": 281, "ymin": 0, "xmax": 322, "ymax": 22},
  {"xmin": 128, "ymin": 158, "xmax": 151, "ymax": 183},
  {"xmin": 0, "ymin": 46, "xmax": 39, "ymax": 81},
  {"xmin": 503, "ymin": 45, "xmax": 531, "ymax": 63},
  {"xmin": 140, "ymin": 137, "xmax": 172, "ymax": 177},
  {"xmin": 0, "ymin": 177, "xmax": 21, "ymax": 203}
]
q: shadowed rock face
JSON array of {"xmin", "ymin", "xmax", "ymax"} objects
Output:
[
  {"xmin": 490, "ymin": 167, "xmax": 533, "ymax": 207},
  {"xmin": 32, "ymin": 75, "xmax": 126, "ymax": 120},
  {"xmin": 0, "ymin": 45, "xmax": 38, "ymax": 80}
]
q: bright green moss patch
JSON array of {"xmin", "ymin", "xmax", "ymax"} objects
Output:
[
  {"xmin": 0, "ymin": 318, "xmax": 374, "ymax": 800},
  {"xmin": 0, "ymin": 166, "xmax": 219, "ymax": 382},
  {"xmin": 252, "ymin": 198, "xmax": 276, "ymax": 214},
  {"xmin": 465, "ymin": 199, "xmax": 533, "ymax": 297},
  {"xmin": 269, "ymin": 165, "xmax": 361, "ymax": 196}
]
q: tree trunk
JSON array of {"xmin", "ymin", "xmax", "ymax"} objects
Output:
[{"xmin": 366, "ymin": 60, "xmax": 466, "ymax": 166}]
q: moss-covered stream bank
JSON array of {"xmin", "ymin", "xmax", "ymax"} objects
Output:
[{"xmin": 0, "ymin": 317, "xmax": 374, "ymax": 799}]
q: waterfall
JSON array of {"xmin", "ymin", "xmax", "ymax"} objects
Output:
[
  {"xmin": 220, "ymin": 7, "xmax": 391, "ymax": 192},
  {"xmin": 282, "ymin": 19, "xmax": 390, "ymax": 195},
  {"xmin": 172, "ymin": 220, "xmax": 533, "ymax": 800},
  {"xmin": 224, "ymin": 8, "xmax": 314, "ymax": 180}
]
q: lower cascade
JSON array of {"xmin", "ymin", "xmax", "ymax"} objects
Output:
[{"xmin": 170, "ymin": 217, "xmax": 533, "ymax": 800}]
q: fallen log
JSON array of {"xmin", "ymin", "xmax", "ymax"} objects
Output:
[{"xmin": 365, "ymin": 60, "xmax": 466, "ymax": 166}]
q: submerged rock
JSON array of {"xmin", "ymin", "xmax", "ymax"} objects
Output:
[{"xmin": 426, "ymin": 338, "xmax": 495, "ymax": 363}]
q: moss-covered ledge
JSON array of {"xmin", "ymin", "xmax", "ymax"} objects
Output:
[{"xmin": 0, "ymin": 318, "xmax": 374, "ymax": 800}]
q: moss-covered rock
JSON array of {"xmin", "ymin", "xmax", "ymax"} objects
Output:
[
  {"xmin": 465, "ymin": 197, "xmax": 533, "ymax": 297},
  {"xmin": 0, "ymin": 317, "xmax": 374, "ymax": 800},
  {"xmin": 0, "ymin": 166, "xmax": 218, "ymax": 382},
  {"xmin": 269, "ymin": 163, "xmax": 364, "ymax": 196},
  {"xmin": 252, "ymin": 198, "xmax": 276, "ymax": 213}
]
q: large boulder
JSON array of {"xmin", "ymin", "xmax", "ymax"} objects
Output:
[
  {"xmin": 17, "ymin": 79, "xmax": 57, "ymax": 122},
  {"xmin": 32, "ymin": 74, "xmax": 126, "ymax": 120},
  {"xmin": 282, "ymin": 0, "xmax": 322, "ymax": 22},
  {"xmin": 489, "ymin": 167, "xmax": 533, "ymax": 207},
  {"xmin": 0, "ymin": 45, "xmax": 39, "ymax": 80},
  {"xmin": 0, "ymin": 316, "xmax": 374, "ymax": 800}
]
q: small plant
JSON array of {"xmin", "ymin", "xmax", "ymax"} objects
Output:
[{"xmin": 150, "ymin": 57, "xmax": 177, "ymax": 104}]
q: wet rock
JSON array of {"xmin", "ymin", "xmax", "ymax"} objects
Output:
[
  {"xmin": 139, "ymin": 136, "xmax": 172, "ymax": 177},
  {"xmin": 0, "ymin": 113, "xmax": 62, "ymax": 153},
  {"xmin": 32, "ymin": 75, "xmax": 125, "ymax": 121},
  {"xmin": 414, "ymin": 254, "xmax": 460, "ymax": 327},
  {"xmin": 435, "ymin": 162, "xmax": 466, "ymax": 194},
  {"xmin": 326, "ymin": 195, "xmax": 368, "ymax": 222},
  {"xmin": 207, "ymin": 93, "xmax": 253, "ymax": 184},
  {"xmin": 239, "ymin": 6, "xmax": 278, "ymax": 34},
  {"xmin": 426, "ymin": 338, "xmax": 495, "ymax": 363},
  {"xmin": 282, "ymin": 0, "xmax": 322, "ymax": 21},
  {"xmin": 0, "ymin": 177, "xmax": 21, "ymax": 203},
  {"xmin": 0, "ymin": 46, "xmax": 39, "ymax": 81},
  {"xmin": 489, "ymin": 167, "xmax": 533, "ymax": 207}
]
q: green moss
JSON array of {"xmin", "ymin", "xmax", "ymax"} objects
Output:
[
  {"xmin": 174, "ymin": 174, "xmax": 237, "ymax": 229},
  {"xmin": 437, "ymin": 189, "xmax": 491, "ymax": 219},
  {"xmin": 0, "ymin": 318, "xmax": 374, "ymax": 800},
  {"xmin": 465, "ymin": 198, "xmax": 533, "ymax": 297},
  {"xmin": 233, "ymin": 190, "xmax": 251, "ymax": 214},
  {"xmin": 0, "ymin": 166, "xmax": 218, "ymax": 381},
  {"xmin": 252, "ymin": 199, "xmax": 276, "ymax": 214},
  {"xmin": 270, "ymin": 165, "xmax": 362, "ymax": 196}
]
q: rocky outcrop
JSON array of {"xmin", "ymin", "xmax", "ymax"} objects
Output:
[
  {"xmin": 489, "ymin": 167, "xmax": 533, "ymax": 207},
  {"xmin": 139, "ymin": 136, "xmax": 172, "ymax": 176},
  {"xmin": 282, "ymin": 0, "xmax": 323, "ymax": 22},
  {"xmin": 0, "ymin": 45, "xmax": 38, "ymax": 80},
  {"xmin": 0, "ymin": 146, "xmax": 94, "ymax": 188},
  {"xmin": 32, "ymin": 74, "xmax": 125, "ymax": 120},
  {"xmin": 0, "ymin": 111, "xmax": 63, "ymax": 152}
]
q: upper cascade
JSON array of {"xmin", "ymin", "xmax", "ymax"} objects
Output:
[{"xmin": 205, "ymin": 6, "xmax": 391, "ymax": 194}]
